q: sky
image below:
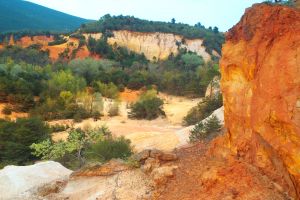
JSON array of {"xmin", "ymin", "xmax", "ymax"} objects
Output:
[{"xmin": 26, "ymin": 0, "xmax": 263, "ymax": 31}]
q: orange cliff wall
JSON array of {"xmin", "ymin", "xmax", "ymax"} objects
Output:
[{"xmin": 220, "ymin": 4, "xmax": 300, "ymax": 198}]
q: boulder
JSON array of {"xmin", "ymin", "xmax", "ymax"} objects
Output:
[{"xmin": 0, "ymin": 161, "xmax": 72, "ymax": 199}]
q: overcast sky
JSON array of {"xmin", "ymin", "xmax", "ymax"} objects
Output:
[{"xmin": 26, "ymin": 0, "xmax": 263, "ymax": 31}]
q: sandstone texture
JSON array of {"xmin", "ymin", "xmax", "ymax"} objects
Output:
[
  {"xmin": 154, "ymin": 4, "xmax": 300, "ymax": 200},
  {"xmin": 84, "ymin": 30, "xmax": 214, "ymax": 62},
  {"xmin": 220, "ymin": 3, "xmax": 300, "ymax": 198},
  {"xmin": 108, "ymin": 30, "xmax": 212, "ymax": 62}
]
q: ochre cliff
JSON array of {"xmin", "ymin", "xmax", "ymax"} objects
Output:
[
  {"xmin": 153, "ymin": 4, "xmax": 300, "ymax": 200},
  {"xmin": 221, "ymin": 3, "xmax": 300, "ymax": 198},
  {"xmin": 84, "ymin": 30, "xmax": 214, "ymax": 62}
]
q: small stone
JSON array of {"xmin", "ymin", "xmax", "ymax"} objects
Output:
[
  {"xmin": 141, "ymin": 158, "xmax": 160, "ymax": 173},
  {"xmin": 159, "ymin": 153, "xmax": 178, "ymax": 161},
  {"xmin": 150, "ymin": 149, "xmax": 163, "ymax": 159},
  {"xmin": 133, "ymin": 150, "xmax": 151, "ymax": 162}
]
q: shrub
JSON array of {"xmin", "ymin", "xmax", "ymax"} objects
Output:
[
  {"xmin": 2, "ymin": 106, "xmax": 12, "ymax": 115},
  {"xmin": 0, "ymin": 118, "xmax": 50, "ymax": 166},
  {"xmin": 50, "ymin": 124, "xmax": 69, "ymax": 132},
  {"xmin": 86, "ymin": 136, "xmax": 132, "ymax": 162},
  {"xmin": 128, "ymin": 91, "xmax": 165, "ymax": 120},
  {"xmin": 183, "ymin": 94, "xmax": 223, "ymax": 126},
  {"xmin": 189, "ymin": 115, "xmax": 222, "ymax": 142},
  {"xmin": 31, "ymin": 126, "xmax": 132, "ymax": 169},
  {"xmin": 97, "ymin": 82, "xmax": 119, "ymax": 99}
]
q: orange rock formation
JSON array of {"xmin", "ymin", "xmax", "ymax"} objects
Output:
[
  {"xmin": 155, "ymin": 4, "xmax": 300, "ymax": 200},
  {"xmin": 220, "ymin": 3, "xmax": 300, "ymax": 198}
]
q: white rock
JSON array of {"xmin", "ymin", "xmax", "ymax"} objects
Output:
[{"xmin": 0, "ymin": 161, "xmax": 72, "ymax": 200}]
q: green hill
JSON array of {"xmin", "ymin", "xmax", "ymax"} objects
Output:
[{"xmin": 0, "ymin": 0, "xmax": 91, "ymax": 33}]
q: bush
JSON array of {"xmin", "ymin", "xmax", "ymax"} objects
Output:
[
  {"xmin": 86, "ymin": 137, "xmax": 132, "ymax": 162},
  {"xmin": 31, "ymin": 126, "xmax": 132, "ymax": 169},
  {"xmin": 2, "ymin": 106, "xmax": 12, "ymax": 115},
  {"xmin": 97, "ymin": 82, "xmax": 119, "ymax": 99},
  {"xmin": 183, "ymin": 94, "xmax": 223, "ymax": 126},
  {"xmin": 128, "ymin": 91, "xmax": 165, "ymax": 120},
  {"xmin": 50, "ymin": 124, "xmax": 69, "ymax": 132},
  {"xmin": 189, "ymin": 115, "xmax": 222, "ymax": 142},
  {"xmin": 0, "ymin": 118, "xmax": 50, "ymax": 166}
]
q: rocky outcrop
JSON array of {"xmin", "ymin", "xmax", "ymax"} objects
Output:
[
  {"xmin": 45, "ymin": 150, "xmax": 177, "ymax": 200},
  {"xmin": 0, "ymin": 161, "xmax": 72, "ymax": 200},
  {"xmin": 220, "ymin": 3, "xmax": 300, "ymax": 199},
  {"xmin": 84, "ymin": 30, "xmax": 214, "ymax": 62},
  {"xmin": 205, "ymin": 76, "xmax": 221, "ymax": 98}
]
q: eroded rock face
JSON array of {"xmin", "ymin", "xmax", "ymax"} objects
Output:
[
  {"xmin": 85, "ymin": 30, "xmax": 214, "ymax": 62},
  {"xmin": 0, "ymin": 161, "xmax": 72, "ymax": 199},
  {"xmin": 220, "ymin": 4, "xmax": 300, "ymax": 198}
]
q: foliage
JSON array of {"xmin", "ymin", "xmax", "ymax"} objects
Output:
[
  {"xmin": 0, "ymin": 45, "xmax": 50, "ymax": 66},
  {"xmin": 47, "ymin": 70, "xmax": 86, "ymax": 97},
  {"xmin": 81, "ymin": 14, "xmax": 224, "ymax": 54},
  {"xmin": 87, "ymin": 36, "xmax": 149, "ymax": 67},
  {"xmin": 0, "ymin": 118, "xmax": 50, "ymax": 166},
  {"xmin": 128, "ymin": 90, "xmax": 165, "ymax": 120},
  {"xmin": 183, "ymin": 93, "xmax": 223, "ymax": 126},
  {"xmin": 31, "ymin": 126, "xmax": 132, "ymax": 169},
  {"xmin": 48, "ymin": 35, "xmax": 67, "ymax": 46},
  {"xmin": 189, "ymin": 115, "xmax": 222, "ymax": 142},
  {"xmin": 86, "ymin": 136, "xmax": 132, "ymax": 162},
  {"xmin": 96, "ymin": 81, "xmax": 119, "ymax": 99},
  {"xmin": 50, "ymin": 124, "xmax": 69, "ymax": 132},
  {"xmin": 2, "ymin": 105, "xmax": 12, "ymax": 115},
  {"xmin": 0, "ymin": 62, "xmax": 46, "ymax": 111}
]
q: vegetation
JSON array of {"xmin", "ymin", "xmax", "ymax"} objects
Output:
[
  {"xmin": 87, "ymin": 36, "xmax": 148, "ymax": 67},
  {"xmin": 48, "ymin": 35, "xmax": 67, "ymax": 46},
  {"xmin": 81, "ymin": 14, "xmax": 224, "ymax": 54},
  {"xmin": 0, "ymin": 45, "xmax": 50, "ymax": 66},
  {"xmin": 0, "ymin": 0, "xmax": 90, "ymax": 32},
  {"xmin": 30, "ymin": 126, "xmax": 132, "ymax": 169},
  {"xmin": 0, "ymin": 118, "xmax": 50, "ymax": 167},
  {"xmin": 264, "ymin": 0, "xmax": 298, "ymax": 6},
  {"xmin": 128, "ymin": 90, "xmax": 165, "ymax": 120},
  {"xmin": 189, "ymin": 115, "xmax": 222, "ymax": 142},
  {"xmin": 183, "ymin": 93, "xmax": 223, "ymax": 126}
]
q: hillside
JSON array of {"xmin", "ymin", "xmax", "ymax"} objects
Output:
[
  {"xmin": 81, "ymin": 15, "xmax": 224, "ymax": 55},
  {"xmin": 0, "ymin": 0, "xmax": 90, "ymax": 32}
]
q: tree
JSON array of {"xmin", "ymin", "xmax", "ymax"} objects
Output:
[
  {"xmin": 213, "ymin": 27, "xmax": 219, "ymax": 34},
  {"xmin": 0, "ymin": 118, "xmax": 50, "ymax": 166},
  {"xmin": 189, "ymin": 115, "xmax": 222, "ymax": 142},
  {"xmin": 31, "ymin": 127, "xmax": 107, "ymax": 168},
  {"xmin": 171, "ymin": 18, "xmax": 176, "ymax": 24},
  {"xmin": 47, "ymin": 70, "xmax": 86, "ymax": 97},
  {"xmin": 31, "ymin": 126, "xmax": 132, "ymax": 169},
  {"xmin": 128, "ymin": 90, "xmax": 165, "ymax": 120}
]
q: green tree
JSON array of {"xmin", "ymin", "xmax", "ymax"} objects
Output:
[
  {"xmin": 48, "ymin": 70, "xmax": 86, "ymax": 97},
  {"xmin": 189, "ymin": 115, "xmax": 222, "ymax": 142},
  {"xmin": 128, "ymin": 90, "xmax": 165, "ymax": 120},
  {"xmin": 0, "ymin": 118, "xmax": 50, "ymax": 166}
]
